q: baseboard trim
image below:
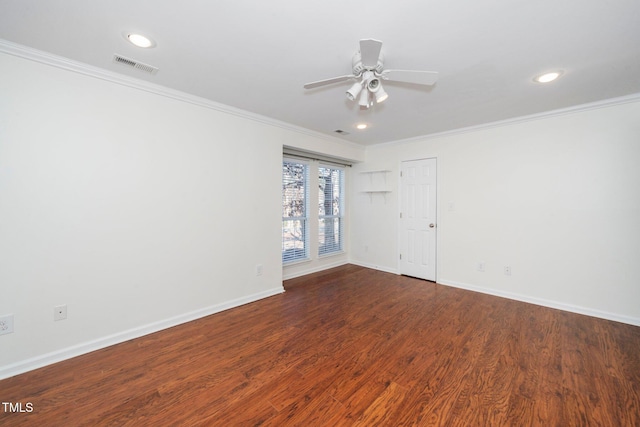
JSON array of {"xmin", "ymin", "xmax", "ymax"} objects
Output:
[
  {"xmin": 0, "ymin": 287, "xmax": 285, "ymax": 380},
  {"xmin": 283, "ymin": 260, "xmax": 349, "ymax": 280},
  {"xmin": 348, "ymin": 260, "xmax": 399, "ymax": 276},
  {"xmin": 438, "ymin": 279, "xmax": 640, "ymax": 327}
]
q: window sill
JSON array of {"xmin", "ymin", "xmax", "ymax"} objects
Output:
[
  {"xmin": 283, "ymin": 258, "xmax": 312, "ymax": 267},
  {"xmin": 318, "ymin": 250, "xmax": 346, "ymax": 259},
  {"xmin": 282, "ymin": 251, "xmax": 346, "ymax": 267}
]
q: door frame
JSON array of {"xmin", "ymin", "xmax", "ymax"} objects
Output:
[{"xmin": 397, "ymin": 157, "xmax": 438, "ymax": 282}]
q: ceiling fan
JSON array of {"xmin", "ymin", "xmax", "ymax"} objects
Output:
[{"xmin": 304, "ymin": 39, "xmax": 439, "ymax": 109}]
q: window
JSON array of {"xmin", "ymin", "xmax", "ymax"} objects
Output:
[
  {"xmin": 282, "ymin": 159, "xmax": 309, "ymax": 263},
  {"xmin": 283, "ymin": 156, "xmax": 346, "ymax": 264},
  {"xmin": 318, "ymin": 165, "xmax": 344, "ymax": 255}
]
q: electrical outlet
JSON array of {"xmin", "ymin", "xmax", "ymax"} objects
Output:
[
  {"xmin": 504, "ymin": 266, "xmax": 512, "ymax": 276},
  {"xmin": 54, "ymin": 305, "xmax": 67, "ymax": 321},
  {"xmin": 0, "ymin": 314, "xmax": 14, "ymax": 335},
  {"xmin": 477, "ymin": 262, "xmax": 485, "ymax": 272},
  {"xmin": 256, "ymin": 264, "xmax": 263, "ymax": 276}
]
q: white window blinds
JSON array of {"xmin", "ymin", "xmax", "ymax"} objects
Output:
[
  {"xmin": 318, "ymin": 165, "xmax": 344, "ymax": 255},
  {"xmin": 282, "ymin": 159, "xmax": 309, "ymax": 263}
]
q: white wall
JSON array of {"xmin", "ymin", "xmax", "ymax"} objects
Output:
[
  {"xmin": 0, "ymin": 50, "xmax": 363, "ymax": 379},
  {"xmin": 350, "ymin": 99, "xmax": 640, "ymax": 325}
]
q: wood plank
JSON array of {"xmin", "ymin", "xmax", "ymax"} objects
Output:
[
  {"xmin": 352, "ymin": 381, "xmax": 409, "ymax": 426},
  {"xmin": 1, "ymin": 265, "xmax": 639, "ymax": 426}
]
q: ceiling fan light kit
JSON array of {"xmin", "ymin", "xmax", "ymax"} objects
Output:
[
  {"xmin": 358, "ymin": 87, "xmax": 370, "ymax": 108},
  {"xmin": 375, "ymin": 85, "xmax": 388, "ymax": 103},
  {"xmin": 346, "ymin": 82, "xmax": 364, "ymax": 101},
  {"xmin": 367, "ymin": 78, "xmax": 380, "ymax": 91},
  {"xmin": 304, "ymin": 39, "xmax": 439, "ymax": 110}
]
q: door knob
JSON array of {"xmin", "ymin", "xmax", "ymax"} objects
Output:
[{"xmin": 429, "ymin": 223, "xmax": 435, "ymax": 228}]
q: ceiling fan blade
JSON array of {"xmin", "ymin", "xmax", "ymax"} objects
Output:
[
  {"xmin": 380, "ymin": 69, "xmax": 439, "ymax": 86},
  {"xmin": 359, "ymin": 39, "xmax": 383, "ymax": 68},
  {"xmin": 304, "ymin": 75, "xmax": 356, "ymax": 89}
]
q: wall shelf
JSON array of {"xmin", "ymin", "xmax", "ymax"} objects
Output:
[
  {"xmin": 360, "ymin": 170, "xmax": 392, "ymax": 184},
  {"xmin": 362, "ymin": 190, "xmax": 392, "ymax": 203},
  {"xmin": 360, "ymin": 170, "xmax": 392, "ymax": 203}
]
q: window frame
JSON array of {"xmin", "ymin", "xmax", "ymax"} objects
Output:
[
  {"xmin": 318, "ymin": 164, "xmax": 345, "ymax": 257},
  {"xmin": 282, "ymin": 158, "xmax": 310, "ymax": 264}
]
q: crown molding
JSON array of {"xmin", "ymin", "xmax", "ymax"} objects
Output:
[
  {"xmin": 379, "ymin": 92, "xmax": 640, "ymax": 147},
  {"xmin": 5, "ymin": 38, "xmax": 637, "ymax": 152},
  {"xmin": 0, "ymin": 38, "xmax": 362, "ymax": 150}
]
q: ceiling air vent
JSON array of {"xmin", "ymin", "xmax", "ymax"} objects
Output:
[
  {"xmin": 113, "ymin": 54, "xmax": 158, "ymax": 75},
  {"xmin": 334, "ymin": 129, "xmax": 350, "ymax": 135}
]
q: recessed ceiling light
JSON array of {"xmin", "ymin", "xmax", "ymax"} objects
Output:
[
  {"xmin": 534, "ymin": 71, "xmax": 563, "ymax": 83},
  {"xmin": 125, "ymin": 33, "xmax": 156, "ymax": 48},
  {"xmin": 356, "ymin": 123, "xmax": 368, "ymax": 130}
]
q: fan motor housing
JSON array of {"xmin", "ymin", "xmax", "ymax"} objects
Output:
[{"xmin": 352, "ymin": 52, "xmax": 384, "ymax": 75}]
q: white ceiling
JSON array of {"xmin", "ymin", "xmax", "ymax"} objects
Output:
[{"xmin": 1, "ymin": 0, "xmax": 639, "ymax": 146}]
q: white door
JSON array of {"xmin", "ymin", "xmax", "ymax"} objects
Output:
[{"xmin": 399, "ymin": 158, "xmax": 437, "ymax": 281}]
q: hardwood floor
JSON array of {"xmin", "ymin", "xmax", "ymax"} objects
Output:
[{"xmin": 1, "ymin": 264, "xmax": 639, "ymax": 426}]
